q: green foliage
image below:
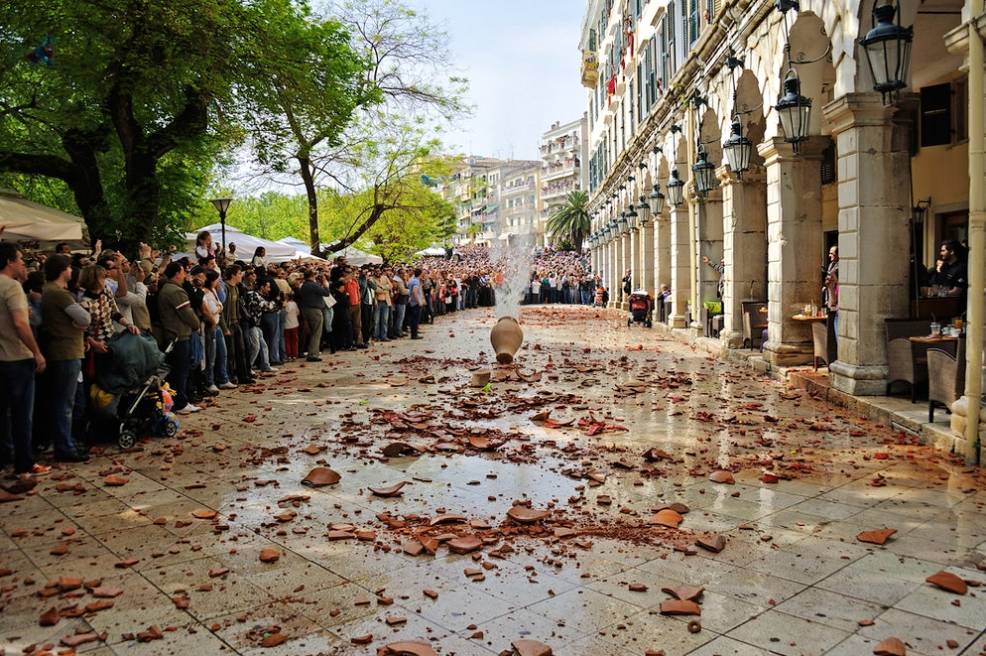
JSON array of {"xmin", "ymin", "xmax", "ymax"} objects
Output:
[{"xmin": 546, "ymin": 190, "xmax": 591, "ymax": 251}]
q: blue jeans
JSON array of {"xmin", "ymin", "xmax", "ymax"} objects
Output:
[
  {"xmin": 247, "ymin": 326, "xmax": 271, "ymax": 371},
  {"xmin": 261, "ymin": 312, "xmax": 281, "ymax": 364},
  {"xmin": 375, "ymin": 303, "xmax": 390, "ymax": 340},
  {"xmin": 204, "ymin": 326, "xmax": 218, "ymax": 387},
  {"xmin": 47, "ymin": 359, "xmax": 83, "ymax": 458},
  {"xmin": 0, "ymin": 359, "xmax": 37, "ymax": 473},
  {"xmin": 213, "ymin": 326, "xmax": 229, "ymax": 384},
  {"xmin": 581, "ymin": 289, "xmax": 592, "ymax": 305},
  {"xmin": 391, "ymin": 303, "xmax": 406, "ymax": 337}
]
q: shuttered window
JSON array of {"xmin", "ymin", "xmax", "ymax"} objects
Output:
[
  {"xmin": 688, "ymin": 0, "xmax": 699, "ymax": 45},
  {"xmin": 645, "ymin": 38, "xmax": 656, "ymax": 109}
]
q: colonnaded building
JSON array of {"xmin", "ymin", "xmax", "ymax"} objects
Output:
[{"xmin": 580, "ymin": 0, "xmax": 984, "ymax": 460}]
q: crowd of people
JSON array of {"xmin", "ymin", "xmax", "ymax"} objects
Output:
[{"xmin": 0, "ymin": 236, "xmax": 600, "ymax": 477}]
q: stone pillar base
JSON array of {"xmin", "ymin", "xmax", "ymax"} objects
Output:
[
  {"xmin": 829, "ymin": 360, "xmax": 889, "ymax": 396},
  {"xmin": 668, "ymin": 314, "xmax": 688, "ymax": 329},
  {"xmin": 720, "ymin": 329, "xmax": 744, "ymax": 349},
  {"xmin": 763, "ymin": 340, "xmax": 813, "ymax": 367}
]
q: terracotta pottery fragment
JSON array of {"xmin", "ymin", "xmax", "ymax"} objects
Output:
[
  {"xmin": 351, "ymin": 634, "xmax": 373, "ymax": 645},
  {"xmin": 553, "ymin": 527, "xmax": 577, "ymax": 538},
  {"xmin": 429, "ymin": 513, "xmax": 467, "ymax": 526},
  {"xmin": 628, "ymin": 583, "xmax": 648, "ymax": 592},
  {"xmin": 39, "ymin": 606, "xmax": 60, "ymax": 626},
  {"xmin": 511, "ymin": 639, "xmax": 553, "ymax": 656},
  {"xmin": 507, "ymin": 506, "xmax": 550, "ymax": 524},
  {"xmin": 873, "ymin": 637, "xmax": 907, "ymax": 656},
  {"xmin": 651, "ymin": 509, "xmax": 683, "ymax": 529},
  {"xmin": 0, "ymin": 488, "xmax": 24, "ymax": 503},
  {"xmin": 60, "ymin": 632, "xmax": 102, "ymax": 648},
  {"xmin": 301, "ymin": 444, "xmax": 324, "ymax": 456},
  {"xmin": 191, "ymin": 509, "xmax": 218, "ymax": 520},
  {"xmin": 661, "ymin": 585, "xmax": 705, "ymax": 601},
  {"xmin": 382, "ymin": 442, "xmax": 419, "ymax": 458},
  {"xmin": 103, "ymin": 474, "xmax": 129, "ymax": 487},
  {"xmin": 467, "ymin": 436, "xmax": 492, "ymax": 450},
  {"xmin": 857, "ymin": 528, "xmax": 897, "ymax": 545},
  {"xmin": 696, "ymin": 534, "xmax": 726, "ymax": 553},
  {"xmin": 659, "ymin": 599, "xmax": 702, "ymax": 615},
  {"xmin": 378, "ymin": 640, "xmax": 439, "ymax": 656},
  {"xmin": 926, "ymin": 571, "xmax": 968, "ymax": 595},
  {"xmin": 369, "ymin": 482, "xmax": 407, "ymax": 498},
  {"xmin": 91, "ymin": 586, "xmax": 123, "ymax": 598},
  {"xmin": 447, "ymin": 536, "xmax": 482, "ymax": 554},
  {"xmin": 469, "ymin": 370, "xmax": 492, "ymax": 388},
  {"xmin": 302, "ymin": 467, "xmax": 341, "ymax": 487},
  {"xmin": 708, "ymin": 470, "xmax": 735, "ymax": 484},
  {"xmin": 261, "ymin": 633, "xmax": 288, "ymax": 648},
  {"xmin": 259, "ymin": 548, "xmax": 280, "ymax": 563}
]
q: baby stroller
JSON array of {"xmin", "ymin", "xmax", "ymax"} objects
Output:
[
  {"xmin": 627, "ymin": 290, "xmax": 653, "ymax": 328},
  {"xmin": 91, "ymin": 333, "xmax": 179, "ymax": 449}
]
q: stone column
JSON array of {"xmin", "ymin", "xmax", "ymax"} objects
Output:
[
  {"xmin": 608, "ymin": 238, "xmax": 618, "ymax": 308},
  {"xmin": 824, "ymin": 93, "xmax": 912, "ymax": 394},
  {"xmin": 758, "ymin": 136, "xmax": 829, "ymax": 366},
  {"xmin": 668, "ymin": 202, "xmax": 691, "ymax": 328},
  {"xmin": 619, "ymin": 231, "xmax": 631, "ymax": 308},
  {"xmin": 692, "ymin": 189, "xmax": 724, "ymax": 332},
  {"xmin": 641, "ymin": 220, "xmax": 655, "ymax": 295},
  {"xmin": 629, "ymin": 227, "xmax": 640, "ymax": 294},
  {"xmin": 718, "ymin": 166, "xmax": 768, "ymax": 348}
]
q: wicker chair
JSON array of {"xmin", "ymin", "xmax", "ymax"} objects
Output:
[
  {"xmin": 885, "ymin": 319, "xmax": 932, "ymax": 401},
  {"xmin": 928, "ymin": 338, "xmax": 965, "ymax": 423}
]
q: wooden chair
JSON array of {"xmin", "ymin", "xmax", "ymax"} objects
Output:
[
  {"xmin": 885, "ymin": 319, "xmax": 932, "ymax": 401},
  {"xmin": 928, "ymin": 338, "xmax": 965, "ymax": 422},
  {"xmin": 741, "ymin": 301, "xmax": 767, "ymax": 349},
  {"xmin": 811, "ymin": 315, "xmax": 838, "ymax": 370}
]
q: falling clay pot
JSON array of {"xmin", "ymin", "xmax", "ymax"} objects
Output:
[{"xmin": 490, "ymin": 316, "xmax": 524, "ymax": 364}]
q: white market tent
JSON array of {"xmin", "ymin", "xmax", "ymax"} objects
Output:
[
  {"xmin": 321, "ymin": 243, "xmax": 382, "ymax": 265},
  {"xmin": 277, "ymin": 236, "xmax": 310, "ymax": 254},
  {"xmin": 186, "ymin": 224, "xmax": 299, "ymax": 263},
  {"xmin": 415, "ymin": 245, "xmax": 446, "ymax": 257},
  {"xmin": 0, "ymin": 189, "xmax": 85, "ymax": 245}
]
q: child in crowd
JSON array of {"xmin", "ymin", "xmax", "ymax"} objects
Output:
[{"xmin": 283, "ymin": 291, "xmax": 300, "ymax": 360}]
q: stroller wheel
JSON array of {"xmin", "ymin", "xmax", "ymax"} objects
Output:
[
  {"xmin": 118, "ymin": 429, "xmax": 137, "ymax": 450},
  {"xmin": 163, "ymin": 420, "xmax": 179, "ymax": 438}
]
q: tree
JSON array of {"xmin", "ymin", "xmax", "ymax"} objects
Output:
[
  {"xmin": 546, "ymin": 190, "xmax": 591, "ymax": 252},
  {"xmin": 237, "ymin": 0, "xmax": 374, "ymax": 253},
  {"xmin": 465, "ymin": 223, "xmax": 482, "ymax": 243}
]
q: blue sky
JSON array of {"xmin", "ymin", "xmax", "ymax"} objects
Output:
[{"xmin": 407, "ymin": 0, "xmax": 586, "ymax": 161}]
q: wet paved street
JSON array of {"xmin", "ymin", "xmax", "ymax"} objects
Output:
[{"xmin": 2, "ymin": 306, "xmax": 985, "ymax": 656}]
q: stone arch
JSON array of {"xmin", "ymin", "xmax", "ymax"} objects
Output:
[
  {"xmin": 773, "ymin": 11, "xmax": 837, "ymax": 139},
  {"xmin": 699, "ymin": 107, "xmax": 723, "ymax": 166},
  {"xmin": 733, "ymin": 68, "xmax": 768, "ymax": 168}
]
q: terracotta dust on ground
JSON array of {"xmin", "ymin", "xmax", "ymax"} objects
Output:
[{"xmin": 2, "ymin": 306, "xmax": 985, "ymax": 656}]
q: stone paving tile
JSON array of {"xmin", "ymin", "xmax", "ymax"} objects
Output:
[
  {"xmin": 856, "ymin": 608, "xmax": 982, "ymax": 655},
  {"xmin": 771, "ymin": 587, "xmax": 885, "ymax": 633},
  {"xmin": 726, "ymin": 610, "xmax": 851, "ymax": 655},
  {"xmin": 686, "ymin": 636, "xmax": 777, "ymax": 655}
]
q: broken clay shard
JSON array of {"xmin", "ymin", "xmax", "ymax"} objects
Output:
[
  {"xmin": 191, "ymin": 508, "xmax": 218, "ymax": 520},
  {"xmin": 661, "ymin": 585, "xmax": 705, "ymax": 602},
  {"xmin": 369, "ymin": 482, "xmax": 407, "ymax": 498},
  {"xmin": 659, "ymin": 599, "xmax": 702, "ymax": 616},
  {"xmin": 447, "ymin": 536, "xmax": 483, "ymax": 554},
  {"xmin": 302, "ymin": 467, "xmax": 341, "ymax": 487},
  {"xmin": 378, "ymin": 640, "xmax": 439, "ymax": 656},
  {"xmin": 857, "ymin": 528, "xmax": 897, "ymax": 546},
  {"xmin": 873, "ymin": 637, "xmax": 906, "ymax": 656},
  {"xmin": 381, "ymin": 442, "xmax": 419, "ymax": 458},
  {"xmin": 651, "ymin": 509, "xmax": 683, "ymax": 529},
  {"xmin": 511, "ymin": 639, "xmax": 553, "ymax": 656},
  {"xmin": 925, "ymin": 571, "xmax": 968, "ymax": 595},
  {"xmin": 506, "ymin": 506, "xmax": 550, "ymax": 524},
  {"xmin": 708, "ymin": 470, "xmax": 735, "ymax": 484},
  {"xmin": 695, "ymin": 534, "xmax": 726, "ymax": 553}
]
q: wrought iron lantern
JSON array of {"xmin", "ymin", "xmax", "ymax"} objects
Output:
[
  {"xmin": 648, "ymin": 184, "xmax": 665, "ymax": 215},
  {"xmin": 860, "ymin": 1, "xmax": 912, "ymax": 104},
  {"xmin": 723, "ymin": 119, "xmax": 753, "ymax": 175},
  {"xmin": 626, "ymin": 204, "xmax": 639, "ymax": 229},
  {"xmin": 776, "ymin": 70, "xmax": 812, "ymax": 148},
  {"xmin": 636, "ymin": 195, "xmax": 650, "ymax": 225},
  {"xmin": 666, "ymin": 170, "xmax": 685, "ymax": 207},
  {"xmin": 692, "ymin": 148, "xmax": 717, "ymax": 195}
]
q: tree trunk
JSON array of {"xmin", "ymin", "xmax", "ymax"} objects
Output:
[
  {"xmin": 124, "ymin": 150, "xmax": 161, "ymax": 245},
  {"xmin": 298, "ymin": 156, "xmax": 321, "ymax": 255},
  {"xmin": 324, "ymin": 203, "xmax": 385, "ymax": 253}
]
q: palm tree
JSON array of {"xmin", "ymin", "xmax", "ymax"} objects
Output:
[{"xmin": 546, "ymin": 190, "xmax": 591, "ymax": 251}]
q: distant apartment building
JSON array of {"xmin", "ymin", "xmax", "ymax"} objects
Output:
[
  {"xmin": 539, "ymin": 115, "xmax": 589, "ymax": 247},
  {"xmin": 436, "ymin": 156, "xmax": 541, "ymax": 246}
]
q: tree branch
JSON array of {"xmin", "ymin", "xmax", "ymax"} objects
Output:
[
  {"xmin": 0, "ymin": 150, "xmax": 77, "ymax": 182},
  {"xmin": 145, "ymin": 86, "xmax": 211, "ymax": 159}
]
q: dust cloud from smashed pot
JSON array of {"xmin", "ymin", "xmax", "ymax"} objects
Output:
[{"xmin": 490, "ymin": 316, "xmax": 524, "ymax": 364}]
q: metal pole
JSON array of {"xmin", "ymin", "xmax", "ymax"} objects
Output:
[
  {"xmin": 220, "ymin": 210, "xmax": 227, "ymax": 258},
  {"xmin": 964, "ymin": 0, "xmax": 984, "ymax": 463}
]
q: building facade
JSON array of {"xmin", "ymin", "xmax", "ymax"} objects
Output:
[
  {"xmin": 437, "ymin": 157, "xmax": 541, "ymax": 246},
  {"xmin": 581, "ymin": 0, "xmax": 983, "ymax": 460},
  {"xmin": 540, "ymin": 117, "xmax": 590, "ymax": 247}
]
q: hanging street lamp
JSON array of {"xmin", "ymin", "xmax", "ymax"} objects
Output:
[
  {"xmin": 860, "ymin": 1, "xmax": 913, "ymax": 104},
  {"xmin": 692, "ymin": 147, "xmax": 717, "ymax": 195},
  {"xmin": 617, "ymin": 211, "xmax": 629, "ymax": 233},
  {"xmin": 210, "ymin": 197, "xmax": 233, "ymax": 258},
  {"xmin": 723, "ymin": 117, "xmax": 753, "ymax": 174},
  {"xmin": 667, "ymin": 170, "xmax": 685, "ymax": 207},
  {"xmin": 648, "ymin": 183, "xmax": 665, "ymax": 215},
  {"xmin": 626, "ymin": 203, "xmax": 639, "ymax": 229},
  {"xmin": 636, "ymin": 195, "xmax": 650, "ymax": 225},
  {"xmin": 776, "ymin": 70, "xmax": 812, "ymax": 149}
]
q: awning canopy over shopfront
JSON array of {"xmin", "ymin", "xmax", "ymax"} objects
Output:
[{"xmin": 0, "ymin": 189, "xmax": 86, "ymax": 245}]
